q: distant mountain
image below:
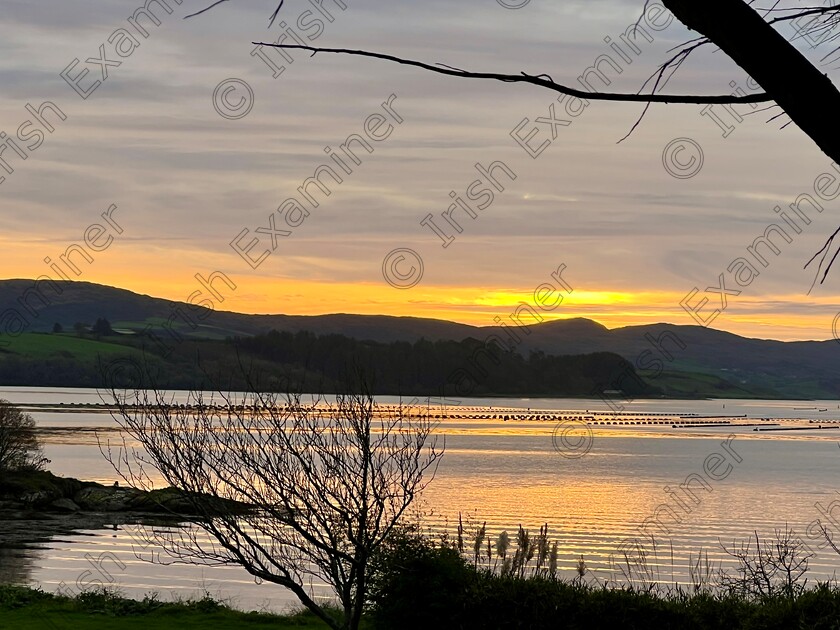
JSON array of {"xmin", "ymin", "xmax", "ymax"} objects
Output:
[
  {"xmin": 1, "ymin": 279, "xmax": 837, "ymax": 398},
  {"xmin": 0, "ymin": 279, "xmax": 476, "ymax": 341},
  {"xmin": 516, "ymin": 320, "xmax": 840, "ymax": 399}
]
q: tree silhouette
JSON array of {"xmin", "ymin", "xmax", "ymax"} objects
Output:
[
  {"xmin": 0, "ymin": 400, "xmax": 47, "ymax": 472},
  {"xmin": 104, "ymin": 379, "xmax": 442, "ymax": 630},
  {"xmin": 92, "ymin": 318, "xmax": 114, "ymax": 337}
]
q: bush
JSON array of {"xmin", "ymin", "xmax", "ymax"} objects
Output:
[
  {"xmin": 367, "ymin": 528, "xmax": 840, "ymax": 630},
  {"xmin": 0, "ymin": 399, "xmax": 47, "ymax": 472},
  {"xmin": 368, "ymin": 525, "xmax": 477, "ymax": 629},
  {"xmin": 0, "ymin": 585, "xmax": 55, "ymax": 610}
]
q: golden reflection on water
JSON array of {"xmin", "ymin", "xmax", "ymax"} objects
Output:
[{"xmin": 13, "ymin": 400, "xmax": 840, "ymax": 610}]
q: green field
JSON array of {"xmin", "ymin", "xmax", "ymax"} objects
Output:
[
  {"xmin": 1, "ymin": 333, "xmax": 139, "ymax": 361},
  {"xmin": 653, "ymin": 369, "xmax": 767, "ymax": 398},
  {"xmin": 111, "ymin": 319, "xmax": 245, "ymax": 341}
]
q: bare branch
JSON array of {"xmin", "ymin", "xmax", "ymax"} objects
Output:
[
  {"xmin": 186, "ymin": 0, "xmax": 285, "ymax": 26},
  {"xmin": 253, "ymin": 42, "xmax": 772, "ymax": 105},
  {"xmin": 184, "ymin": 0, "xmax": 231, "ymax": 20},
  {"xmin": 806, "ymin": 224, "xmax": 840, "ymax": 289}
]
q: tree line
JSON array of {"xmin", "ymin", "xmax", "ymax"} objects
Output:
[
  {"xmin": 233, "ymin": 330, "xmax": 658, "ymax": 397},
  {"xmin": 0, "ymin": 327, "xmax": 656, "ymax": 398}
]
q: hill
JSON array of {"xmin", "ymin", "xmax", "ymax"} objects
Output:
[{"xmin": 0, "ymin": 279, "xmax": 837, "ymax": 398}]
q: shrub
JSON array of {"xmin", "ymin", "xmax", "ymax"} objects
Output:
[
  {"xmin": 0, "ymin": 399, "xmax": 47, "ymax": 472},
  {"xmin": 367, "ymin": 526, "xmax": 840, "ymax": 630},
  {"xmin": 368, "ymin": 525, "xmax": 476, "ymax": 629}
]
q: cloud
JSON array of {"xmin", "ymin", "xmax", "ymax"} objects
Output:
[{"xmin": 0, "ymin": 0, "xmax": 836, "ymax": 340}]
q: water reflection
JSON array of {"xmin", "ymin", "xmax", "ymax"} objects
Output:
[
  {"xmin": 0, "ymin": 546, "xmax": 36, "ymax": 584},
  {"xmin": 3, "ymin": 387, "xmax": 840, "ymax": 611}
]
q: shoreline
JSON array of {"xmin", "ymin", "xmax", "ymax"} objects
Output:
[{"xmin": 0, "ymin": 470, "xmax": 250, "ymax": 549}]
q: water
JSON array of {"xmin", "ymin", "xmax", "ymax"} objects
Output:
[{"xmin": 3, "ymin": 387, "xmax": 840, "ymax": 611}]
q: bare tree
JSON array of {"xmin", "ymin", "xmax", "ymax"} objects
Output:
[
  {"xmin": 0, "ymin": 400, "xmax": 47, "ymax": 472},
  {"xmin": 719, "ymin": 527, "xmax": 813, "ymax": 598},
  {"xmin": 102, "ymin": 381, "xmax": 443, "ymax": 630}
]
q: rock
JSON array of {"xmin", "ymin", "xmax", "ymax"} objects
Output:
[
  {"xmin": 2, "ymin": 470, "xmax": 253, "ymax": 517},
  {"xmin": 0, "ymin": 469, "xmax": 82, "ymax": 505},
  {"xmin": 73, "ymin": 487, "xmax": 143, "ymax": 512},
  {"xmin": 49, "ymin": 498, "xmax": 81, "ymax": 512},
  {"xmin": 20, "ymin": 491, "xmax": 53, "ymax": 506}
]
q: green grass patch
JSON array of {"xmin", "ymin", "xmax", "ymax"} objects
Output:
[
  {"xmin": 0, "ymin": 586, "xmax": 335, "ymax": 629},
  {"xmin": 111, "ymin": 319, "xmax": 237, "ymax": 341},
  {"xmin": 1, "ymin": 333, "xmax": 139, "ymax": 361}
]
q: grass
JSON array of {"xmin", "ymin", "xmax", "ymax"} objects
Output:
[
  {"xmin": 0, "ymin": 585, "xmax": 335, "ymax": 629},
  {"xmin": 1, "ymin": 333, "xmax": 140, "ymax": 361},
  {"xmin": 655, "ymin": 360, "xmax": 835, "ymax": 400},
  {"xmin": 111, "ymin": 319, "xmax": 244, "ymax": 340}
]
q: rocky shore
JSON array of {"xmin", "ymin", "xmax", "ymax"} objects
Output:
[{"xmin": 0, "ymin": 470, "xmax": 250, "ymax": 548}]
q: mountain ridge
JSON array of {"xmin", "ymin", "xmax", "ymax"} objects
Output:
[{"xmin": 1, "ymin": 279, "xmax": 837, "ymax": 398}]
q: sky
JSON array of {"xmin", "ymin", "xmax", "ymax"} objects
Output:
[{"xmin": 1, "ymin": 0, "xmax": 839, "ymax": 341}]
